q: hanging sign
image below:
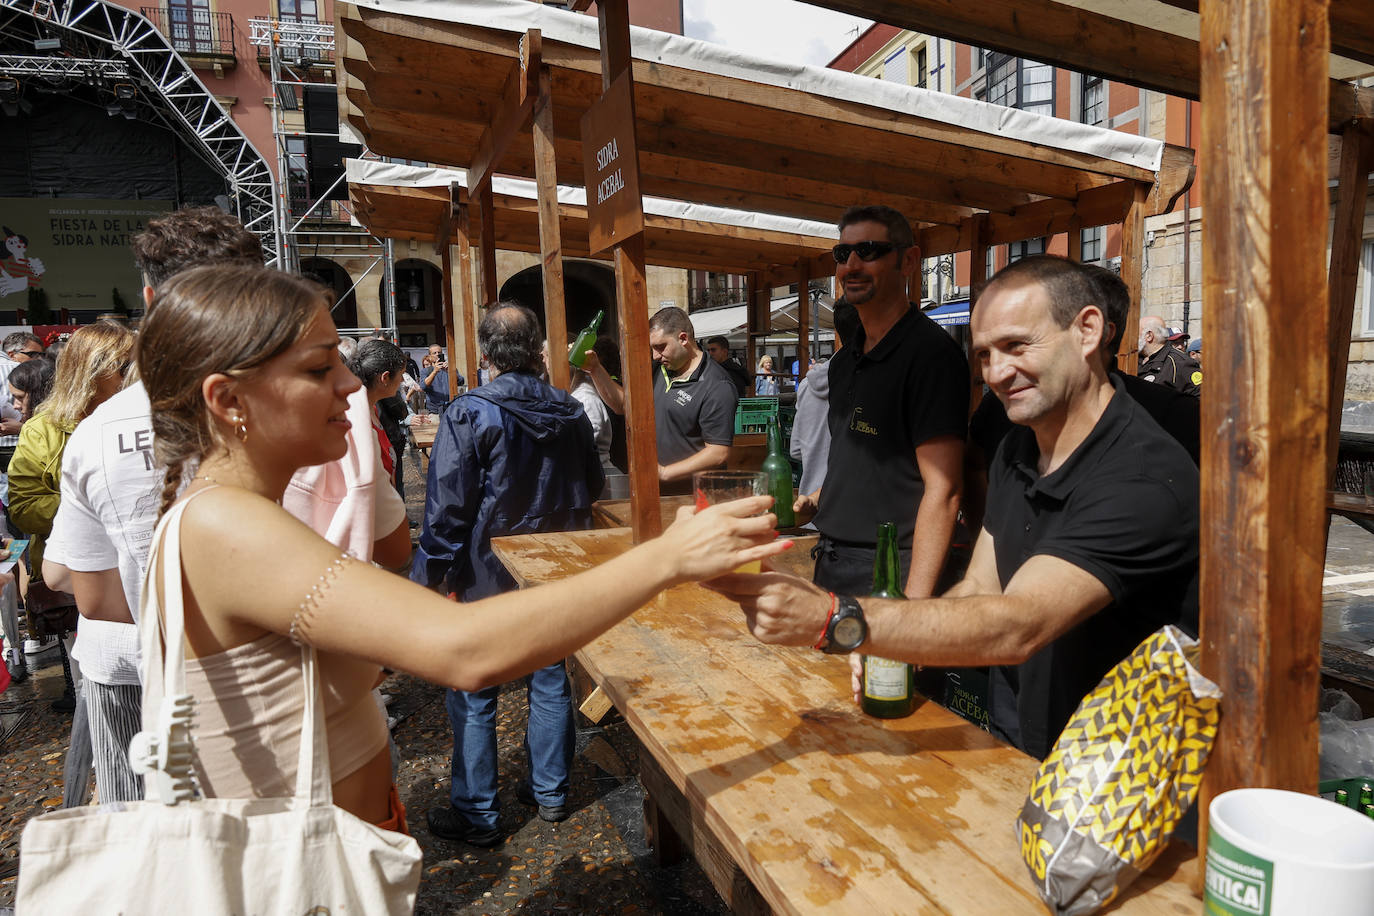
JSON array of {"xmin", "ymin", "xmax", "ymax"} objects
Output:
[{"xmin": 580, "ymin": 70, "xmax": 644, "ymax": 255}]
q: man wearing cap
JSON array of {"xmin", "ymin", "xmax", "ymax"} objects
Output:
[
  {"xmin": 1187, "ymin": 338, "xmax": 1202, "ymax": 368},
  {"xmin": 1138, "ymin": 317, "xmax": 1200, "ymax": 396}
]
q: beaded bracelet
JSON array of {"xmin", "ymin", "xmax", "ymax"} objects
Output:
[{"xmin": 289, "ymin": 551, "xmax": 353, "ymax": 646}]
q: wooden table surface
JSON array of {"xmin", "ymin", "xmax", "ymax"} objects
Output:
[{"xmin": 491, "ymin": 528, "xmax": 1199, "ymax": 915}]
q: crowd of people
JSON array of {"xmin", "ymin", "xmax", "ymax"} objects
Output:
[{"xmin": 0, "ymin": 199, "xmax": 1204, "ymax": 909}]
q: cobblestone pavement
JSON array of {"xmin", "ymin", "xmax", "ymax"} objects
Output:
[{"xmin": 0, "ymin": 449, "xmax": 727, "ymax": 914}]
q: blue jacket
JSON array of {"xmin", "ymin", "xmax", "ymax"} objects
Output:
[{"xmin": 410, "ymin": 371, "xmax": 605, "ymax": 601}]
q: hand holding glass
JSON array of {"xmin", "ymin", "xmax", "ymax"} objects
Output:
[{"xmin": 694, "ymin": 470, "xmax": 769, "ymax": 573}]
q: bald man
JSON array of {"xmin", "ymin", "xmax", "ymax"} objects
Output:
[{"xmin": 1138, "ymin": 316, "xmax": 1199, "ymax": 396}]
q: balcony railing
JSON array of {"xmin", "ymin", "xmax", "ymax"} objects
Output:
[{"xmin": 140, "ymin": 7, "xmax": 236, "ymax": 60}]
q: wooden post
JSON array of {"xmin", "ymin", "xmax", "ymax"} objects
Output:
[
  {"xmin": 796, "ymin": 259, "xmax": 810, "ymax": 384},
  {"xmin": 746, "ymin": 270, "xmax": 762, "ymax": 396},
  {"xmin": 967, "ymin": 216, "xmax": 989, "ymax": 414},
  {"xmin": 439, "ymin": 237, "xmax": 460, "ymax": 401},
  {"xmin": 454, "ymin": 193, "xmax": 481, "ymax": 389},
  {"xmin": 533, "ymin": 63, "xmax": 570, "ymax": 391},
  {"xmin": 1326, "ymin": 127, "xmax": 1373, "ymax": 481},
  {"xmin": 1198, "ymin": 0, "xmax": 1330, "ymax": 858},
  {"xmin": 1066, "ymin": 215, "xmax": 1083, "ymax": 263},
  {"xmin": 596, "ymin": 0, "xmax": 660, "ymax": 542},
  {"xmin": 475, "ymin": 183, "xmax": 499, "ymax": 307},
  {"xmin": 1116, "ymin": 184, "xmax": 1148, "ymax": 375}
]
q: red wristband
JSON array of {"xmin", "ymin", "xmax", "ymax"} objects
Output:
[{"xmin": 813, "ymin": 592, "xmax": 838, "ymax": 650}]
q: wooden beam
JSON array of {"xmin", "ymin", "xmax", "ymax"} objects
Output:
[
  {"xmin": 1116, "ymin": 184, "xmax": 1149, "ymax": 375},
  {"xmin": 533, "ymin": 63, "xmax": 570, "ymax": 392},
  {"xmin": 598, "ymin": 0, "xmax": 659, "ymax": 543},
  {"xmin": 1152, "ymin": 0, "xmax": 1374, "ymax": 67},
  {"xmin": 1326, "ymin": 127, "xmax": 1373, "ymax": 482},
  {"xmin": 1066, "ymin": 215, "xmax": 1083, "ymax": 263},
  {"xmin": 746, "ymin": 271, "xmax": 762, "ymax": 397},
  {"xmin": 475, "ymin": 182, "xmax": 499, "ymax": 306},
  {"xmin": 440, "ymin": 238, "xmax": 460, "ymax": 401},
  {"xmin": 467, "ymin": 29, "xmax": 542, "ymax": 194},
  {"xmin": 454, "ymin": 193, "xmax": 481, "ymax": 390},
  {"xmin": 797, "ymin": 259, "xmax": 810, "ymax": 383},
  {"xmin": 967, "ymin": 215, "xmax": 990, "ymax": 416},
  {"xmin": 796, "ymin": 0, "xmax": 1363, "ymax": 133},
  {"xmin": 1197, "ymin": 0, "xmax": 1330, "ymax": 860}
]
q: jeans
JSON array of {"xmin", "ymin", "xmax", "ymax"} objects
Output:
[{"xmin": 444, "ymin": 660, "xmax": 574, "ymax": 830}]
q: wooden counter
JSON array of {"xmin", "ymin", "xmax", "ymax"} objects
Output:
[{"xmin": 491, "ymin": 528, "xmax": 1199, "ymax": 915}]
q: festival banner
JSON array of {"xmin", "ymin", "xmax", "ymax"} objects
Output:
[{"xmin": 0, "ymin": 198, "xmax": 171, "ymax": 312}]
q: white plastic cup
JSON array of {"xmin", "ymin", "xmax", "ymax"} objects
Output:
[{"xmin": 1206, "ymin": 788, "xmax": 1374, "ymax": 915}]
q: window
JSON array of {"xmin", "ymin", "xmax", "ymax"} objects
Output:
[
  {"xmin": 984, "ymin": 53, "xmax": 1055, "ymax": 117},
  {"xmin": 1008, "ymin": 238, "xmax": 1046, "ymax": 263},
  {"xmin": 1081, "ymin": 74, "xmax": 1105, "ymax": 126},
  {"xmin": 883, "ymin": 47, "xmax": 909, "ymax": 84},
  {"xmin": 166, "ymin": 0, "xmax": 213, "ymax": 54},
  {"xmin": 916, "ymin": 47, "xmax": 928, "ymax": 89},
  {"xmin": 689, "ymin": 271, "xmax": 744, "ymax": 311},
  {"xmin": 279, "ymin": 0, "xmax": 317, "ymax": 20},
  {"xmin": 1081, "ymin": 227, "xmax": 1104, "ymax": 264}
]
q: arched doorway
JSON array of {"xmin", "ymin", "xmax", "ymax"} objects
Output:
[
  {"xmin": 301, "ymin": 257, "xmax": 357, "ymax": 330},
  {"xmin": 498, "ymin": 260, "xmax": 618, "ymax": 345},
  {"xmin": 382, "ymin": 258, "xmax": 444, "ymax": 347}
]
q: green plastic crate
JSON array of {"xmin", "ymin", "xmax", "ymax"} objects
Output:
[
  {"xmin": 1319, "ymin": 777, "xmax": 1374, "ymax": 814},
  {"xmin": 735, "ymin": 396, "xmax": 780, "ymax": 435}
]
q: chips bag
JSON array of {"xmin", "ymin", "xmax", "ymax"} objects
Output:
[{"xmin": 1016, "ymin": 625, "xmax": 1221, "ymax": 915}]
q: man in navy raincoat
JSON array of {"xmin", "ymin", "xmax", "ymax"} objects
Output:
[{"xmin": 412, "ymin": 303, "xmax": 604, "ymax": 847}]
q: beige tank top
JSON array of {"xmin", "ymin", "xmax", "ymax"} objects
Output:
[
  {"xmin": 146, "ymin": 485, "xmax": 389, "ymax": 800},
  {"xmin": 183, "ymin": 633, "xmax": 389, "ymax": 799}
]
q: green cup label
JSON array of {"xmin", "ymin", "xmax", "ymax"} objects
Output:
[{"xmin": 1205, "ymin": 828, "xmax": 1272, "ymax": 916}]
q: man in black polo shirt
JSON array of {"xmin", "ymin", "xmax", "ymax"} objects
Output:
[
  {"xmin": 716, "ymin": 255, "xmax": 1198, "ymax": 760},
  {"xmin": 705, "ymin": 335, "xmax": 750, "ymax": 397},
  {"xmin": 796, "ymin": 205, "xmax": 967, "ymax": 599},
  {"xmin": 648, "ymin": 307, "xmax": 738, "ymax": 495}
]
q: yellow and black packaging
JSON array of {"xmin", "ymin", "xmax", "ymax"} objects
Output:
[{"xmin": 1015, "ymin": 625, "xmax": 1221, "ymax": 915}]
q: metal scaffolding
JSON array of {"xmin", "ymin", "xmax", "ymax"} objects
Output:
[
  {"xmin": 0, "ymin": 0, "xmax": 282, "ymax": 265},
  {"xmin": 248, "ymin": 15, "xmax": 394, "ymax": 334}
]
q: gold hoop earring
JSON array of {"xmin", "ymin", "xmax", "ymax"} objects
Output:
[{"xmin": 232, "ymin": 414, "xmax": 248, "ymax": 443}]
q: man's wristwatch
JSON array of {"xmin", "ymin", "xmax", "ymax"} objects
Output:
[{"xmin": 820, "ymin": 594, "xmax": 867, "ymax": 654}]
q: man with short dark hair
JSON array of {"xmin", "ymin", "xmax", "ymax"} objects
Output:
[
  {"xmin": 717, "ymin": 255, "xmax": 1199, "ymax": 760},
  {"xmin": 414, "ymin": 303, "xmax": 604, "ymax": 848},
  {"xmin": 704, "ymin": 335, "xmax": 749, "ymax": 396},
  {"xmin": 798, "ymin": 204, "xmax": 967, "ymax": 601},
  {"xmin": 648, "ymin": 307, "xmax": 738, "ymax": 494}
]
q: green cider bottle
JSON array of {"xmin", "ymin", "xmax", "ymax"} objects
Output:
[
  {"xmin": 862, "ymin": 522, "xmax": 916, "ymax": 718},
  {"xmin": 568, "ymin": 309, "xmax": 604, "ymax": 368},
  {"xmin": 762, "ymin": 416, "xmax": 795, "ymax": 528}
]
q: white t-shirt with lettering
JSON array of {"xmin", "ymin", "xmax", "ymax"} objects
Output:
[{"xmin": 46, "ymin": 381, "xmax": 158, "ymax": 686}]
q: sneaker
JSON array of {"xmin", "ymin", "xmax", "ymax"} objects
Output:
[
  {"xmin": 425, "ymin": 806, "xmax": 502, "ymax": 848},
  {"xmin": 517, "ymin": 782, "xmax": 569, "ymax": 823},
  {"xmin": 5, "ymin": 658, "xmax": 26, "ymax": 684},
  {"xmin": 23, "ymin": 636, "xmax": 56, "ymax": 656}
]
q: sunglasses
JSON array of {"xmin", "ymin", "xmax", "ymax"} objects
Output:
[{"xmin": 831, "ymin": 241, "xmax": 901, "ymax": 263}]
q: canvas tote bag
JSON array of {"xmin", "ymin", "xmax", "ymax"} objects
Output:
[{"xmin": 16, "ymin": 491, "xmax": 423, "ymax": 914}]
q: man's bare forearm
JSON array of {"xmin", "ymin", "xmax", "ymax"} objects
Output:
[
  {"xmin": 660, "ymin": 443, "xmax": 731, "ymax": 482},
  {"xmin": 904, "ymin": 484, "xmax": 960, "ymax": 598}
]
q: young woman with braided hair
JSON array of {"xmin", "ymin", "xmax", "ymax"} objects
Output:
[{"xmin": 137, "ymin": 263, "xmax": 785, "ymax": 828}]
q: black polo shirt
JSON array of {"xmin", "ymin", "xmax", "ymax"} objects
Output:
[
  {"xmin": 653, "ymin": 352, "xmax": 738, "ymax": 467},
  {"xmin": 814, "ymin": 304, "xmax": 968, "ymax": 546},
  {"xmin": 983, "ymin": 376, "xmax": 1198, "ymax": 759}
]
